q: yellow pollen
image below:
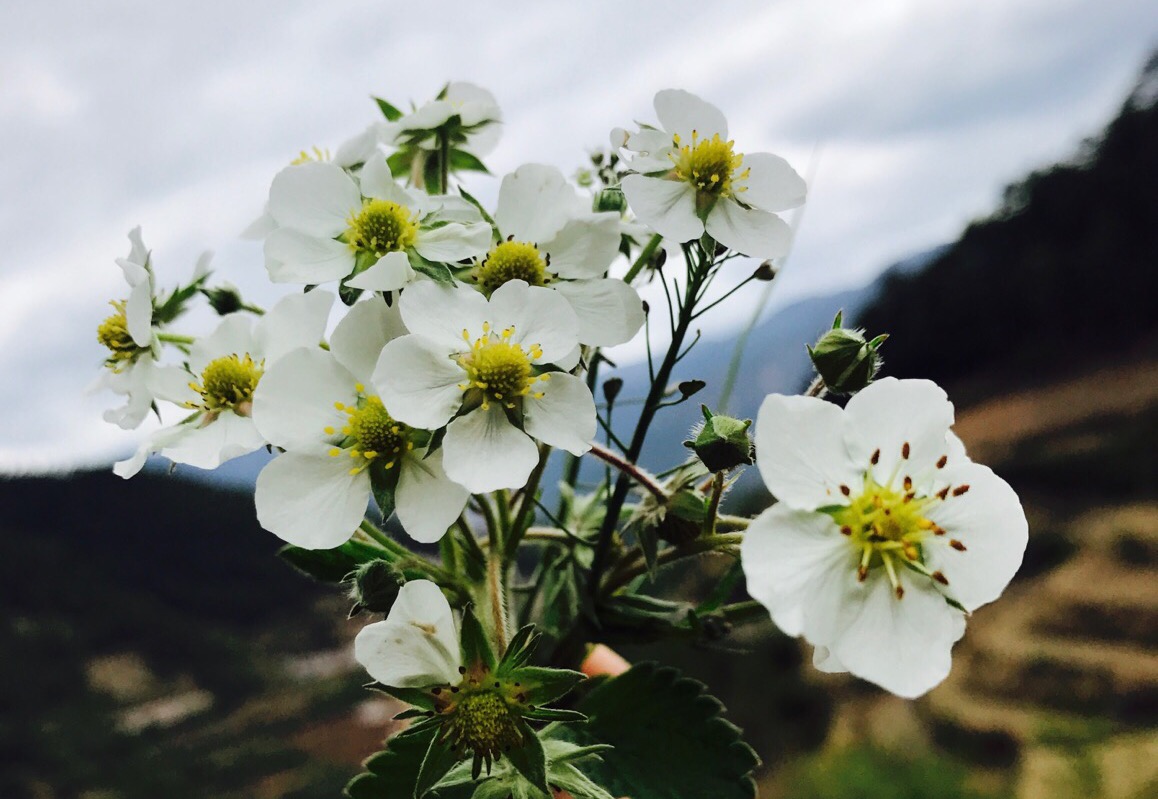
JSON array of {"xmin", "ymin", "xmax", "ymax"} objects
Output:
[
  {"xmin": 326, "ymin": 393, "xmax": 408, "ymax": 474},
  {"xmin": 290, "ymin": 145, "xmax": 331, "ymax": 164},
  {"xmin": 346, "ymin": 199, "xmax": 418, "ymax": 256},
  {"xmin": 670, "ymin": 130, "xmax": 746, "ymax": 199},
  {"xmin": 474, "ymin": 240, "xmax": 550, "ymax": 295},
  {"xmin": 96, "ymin": 300, "xmax": 143, "ymax": 363},
  {"xmin": 188, "ymin": 354, "xmax": 264, "ymax": 414},
  {"xmin": 456, "ymin": 328, "xmax": 547, "ymax": 411},
  {"xmin": 447, "ymin": 690, "xmax": 523, "ymax": 763}
]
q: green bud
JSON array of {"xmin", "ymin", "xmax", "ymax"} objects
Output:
[
  {"xmin": 202, "ymin": 284, "xmax": 245, "ymax": 315},
  {"xmin": 656, "ymin": 488, "xmax": 708, "ymax": 545},
  {"xmin": 683, "ymin": 405, "xmax": 754, "ymax": 473},
  {"xmin": 807, "ymin": 312, "xmax": 887, "ymax": 395},
  {"xmin": 348, "ymin": 559, "xmax": 405, "ymax": 613},
  {"xmin": 593, "ymin": 187, "xmax": 627, "ymax": 214}
]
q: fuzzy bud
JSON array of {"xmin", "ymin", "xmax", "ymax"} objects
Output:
[
  {"xmin": 594, "ymin": 187, "xmax": 627, "ymax": 214},
  {"xmin": 684, "ymin": 405, "xmax": 754, "ymax": 473},
  {"xmin": 807, "ymin": 311, "xmax": 887, "ymax": 395},
  {"xmin": 349, "ymin": 559, "xmax": 405, "ymax": 614},
  {"xmin": 202, "ymin": 284, "xmax": 245, "ymax": 316}
]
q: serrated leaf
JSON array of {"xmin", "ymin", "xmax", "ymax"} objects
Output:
[
  {"xmin": 347, "ymin": 726, "xmax": 438, "ymax": 799},
  {"xmin": 459, "ymin": 606, "xmax": 497, "ymax": 671},
  {"xmin": 507, "ymin": 666, "xmax": 585, "ymax": 706},
  {"xmin": 375, "ymin": 96, "xmax": 404, "ymax": 121},
  {"xmin": 416, "ymin": 733, "xmax": 460, "ymax": 799},
  {"xmin": 278, "ymin": 538, "xmax": 384, "ymax": 583},
  {"xmin": 560, "ymin": 663, "xmax": 758, "ymax": 799},
  {"xmin": 506, "ymin": 721, "xmax": 549, "ymax": 795}
]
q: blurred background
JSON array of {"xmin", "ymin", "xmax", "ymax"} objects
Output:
[{"xmin": 1, "ymin": 2, "xmax": 1155, "ymax": 797}]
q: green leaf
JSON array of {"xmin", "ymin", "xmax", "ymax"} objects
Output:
[
  {"xmin": 407, "ymin": 249, "xmax": 455, "ymax": 285},
  {"xmin": 550, "ymin": 763, "xmax": 617, "ymax": 799},
  {"xmin": 388, "ymin": 149, "xmax": 414, "ymax": 178},
  {"xmin": 346, "ymin": 725, "xmax": 438, "ymax": 799},
  {"xmin": 277, "ymin": 538, "xmax": 384, "ymax": 583},
  {"xmin": 371, "ymin": 683, "xmax": 440, "ymax": 713},
  {"xmin": 448, "ymin": 148, "xmax": 489, "ymax": 174},
  {"xmin": 523, "ymin": 707, "xmax": 587, "ymax": 723},
  {"xmin": 507, "ymin": 666, "xmax": 585, "ymax": 706},
  {"xmin": 497, "ymin": 625, "xmax": 540, "ymax": 673},
  {"xmin": 459, "ymin": 606, "xmax": 497, "ymax": 671},
  {"xmin": 697, "ymin": 560, "xmax": 745, "ymax": 614},
  {"xmin": 416, "ymin": 733, "xmax": 461, "ymax": 799},
  {"xmin": 458, "ymin": 187, "xmax": 499, "ymax": 234},
  {"xmin": 560, "ymin": 663, "xmax": 759, "ymax": 799},
  {"xmin": 506, "ymin": 721, "xmax": 550, "ymax": 795},
  {"xmin": 374, "ymin": 96, "xmax": 404, "ymax": 121}
]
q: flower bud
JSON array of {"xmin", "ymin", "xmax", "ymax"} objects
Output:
[
  {"xmin": 594, "ymin": 187, "xmax": 627, "ymax": 214},
  {"xmin": 202, "ymin": 283, "xmax": 245, "ymax": 315},
  {"xmin": 683, "ymin": 405, "xmax": 754, "ymax": 473},
  {"xmin": 349, "ymin": 559, "xmax": 405, "ymax": 614},
  {"xmin": 807, "ymin": 311, "xmax": 887, "ymax": 395}
]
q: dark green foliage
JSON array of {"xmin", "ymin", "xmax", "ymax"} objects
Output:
[
  {"xmin": 785, "ymin": 745, "xmax": 1007, "ymax": 799},
  {"xmin": 857, "ymin": 56, "xmax": 1158, "ymax": 389}
]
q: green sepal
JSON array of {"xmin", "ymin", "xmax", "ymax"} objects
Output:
[
  {"xmin": 523, "ymin": 707, "xmax": 587, "ymax": 723},
  {"xmin": 394, "ymin": 708, "xmax": 435, "ymax": 721},
  {"xmin": 558, "ymin": 663, "xmax": 759, "ymax": 799},
  {"xmin": 415, "ymin": 732, "xmax": 460, "ymax": 799},
  {"xmin": 423, "ymin": 156, "xmax": 443, "ymax": 196},
  {"xmin": 408, "ymin": 249, "xmax": 455, "ymax": 285},
  {"xmin": 369, "ymin": 468, "xmax": 397, "ymax": 522},
  {"xmin": 339, "ymin": 279, "xmax": 365, "ymax": 306},
  {"xmin": 458, "ymin": 606, "xmax": 497, "ymax": 671},
  {"xmin": 458, "ymin": 188, "xmax": 499, "ymax": 236},
  {"xmin": 370, "ymin": 683, "xmax": 440, "ymax": 713},
  {"xmin": 637, "ymin": 522, "xmax": 659, "ymax": 579},
  {"xmin": 497, "ymin": 625, "xmax": 540, "ymax": 673},
  {"xmin": 697, "ymin": 560, "xmax": 745, "ymax": 614},
  {"xmin": 505, "ymin": 720, "xmax": 549, "ymax": 795},
  {"xmin": 449, "ymin": 148, "xmax": 489, "ymax": 174},
  {"xmin": 388, "ymin": 149, "xmax": 413, "ymax": 178},
  {"xmin": 374, "ymin": 96, "xmax": 404, "ymax": 121},
  {"xmin": 506, "ymin": 666, "xmax": 585, "ymax": 706},
  {"xmin": 277, "ymin": 538, "xmax": 384, "ymax": 583}
]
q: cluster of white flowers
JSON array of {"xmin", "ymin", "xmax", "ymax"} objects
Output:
[{"xmin": 96, "ymin": 81, "xmax": 1027, "ymax": 753}]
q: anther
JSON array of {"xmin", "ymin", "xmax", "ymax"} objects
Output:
[
  {"xmin": 952, "ymin": 484, "xmax": 970, "ymax": 496},
  {"xmin": 903, "ymin": 476, "xmax": 912, "ymax": 491},
  {"xmin": 840, "ymin": 525, "xmax": 852, "ymax": 536},
  {"xmin": 839, "ymin": 484, "xmax": 851, "ymax": 496},
  {"xmin": 902, "ymin": 442, "xmax": 911, "ymax": 459},
  {"xmin": 932, "ymin": 570, "xmax": 949, "ymax": 585},
  {"xmin": 949, "ymin": 539, "xmax": 967, "ymax": 551},
  {"xmin": 871, "ymin": 448, "xmax": 880, "ymax": 465},
  {"xmin": 936, "ymin": 486, "xmax": 950, "ymax": 501},
  {"xmin": 936, "ymin": 454, "xmax": 948, "ymax": 469}
]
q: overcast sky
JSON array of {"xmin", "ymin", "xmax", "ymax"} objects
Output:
[{"xmin": 1, "ymin": 0, "xmax": 1154, "ymax": 472}]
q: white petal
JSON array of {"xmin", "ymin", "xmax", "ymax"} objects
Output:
[
  {"xmin": 925, "ymin": 461, "xmax": 1027, "ymax": 611},
  {"xmin": 123, "ymin": 226, "xmax": 150, "ymax": 274},
  {"xmin": 267, "ymin": 161, "xmax": 360, "ymax": 237},
  {"xmin": 705, "ymin": 199, "xmax": 791, "ymax": 258},
  {"xmin": 414, "ymin": 220, "xmax": 493, "ymax": 262},
  {"xmin": 255, "ymin": 453, "xmax": 370, "ymax": 549},
  {"xmin": 844, "ymin": 378, "xmax": 955, "ymax": 480},
  {"xmin": 147, "ymin": 364, "xmax": 198, "ymax": 405},
  {"xmin": 755, "ymin": 394, "xmax": 862, "ymax": 509},
  {"xmin": 254, "ymin": 288, "xmax": 333, "ymax": 362},
  {"xmin": 824, "ymin": 577, "xmax": 966, "ymax": 698},
  {"xmin": 373, "ymin": 336, "xmax": 464, "ymax": 429},
  {"xmin": 741, "ymin": 505, "xmax": 851, "ymax": 637},
  {"xmin": 242, "ymin": 207, "xmax": 277, "ymax": 240},
  {"xmin": 330, "ymin": 296, "xmax": 408, "ymax": 380},
  {"xmin": 739, "ymin": 152, "xmax": 807, "ymax": 212},
  {"xmin": 358, "ymin": 153, "xmax": 415, "ymax": 205},
  {"xmin": 621, "ymin": 175, "xmax": 702, "ymax": 243},
  {"xmin": 355, "ymin": 580, "xmax": 460, "ymax": 687},
  {"xmin": 812, "ymin": 646, "xmax": 846, "ymax": 674},
  {"xmin": 523, "ymin": 372, "xmax": 595, "ymax": 455},
  {"xmin": 160, "ymin": 412, "xmax": 265, "ymax": 469},
  {"xmin": 334, "ymin": 122, "xmax": 386, "ymax": 168},
  {"xmin": 125, "ymin": 280, "xmax": 153, "ymax": 347},
  {"xmin": 553, "ymin": 279, "xmax": 644, "ymax": 348},
  {"xmin": 396, "ymin": 449, "xmax": 470, "ymax": 544},
  {"xmin": 189, "ymin": 314, "xmax": 255, "ymax": 374},
  {"xmin": 265, "ymin": 228, "xmax": 355, "ymax": 284},
  {"xmin": 543, "ymin": 214, "xmax": 621, "ymax": 280},
  {"xmin": 443, "ymin": 405, "xmax": 539, "ymax": 493},
  {"xmin": 345, "ymin": 251, "xmax": 415, "ymax": 293},
  {"xmin": 654, "ymin": 89, "xmax": 728, "ymax": 140},
  {"xmin": 113, "ymin": 424, "xmax": 187, "ymax": 478},
  {"xmin": 253, "ymin": 348, "xmax": 354, "ymax": 453},
  {"xmin": 399, "ymin": 280, "xmax": 490, "ymax": 353},
  {"xmin": 487, "ymin": 281, "xmax": 579, "ymax": 364},
  {"xmin": 495, "ymin": 164, "xmax": 582, "ymax": 243}
]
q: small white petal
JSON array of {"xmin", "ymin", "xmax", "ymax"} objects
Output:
[
  {"xmin": 621, "ymin": 175, "xmax": 702, "ymax": 243},
  {"xmin": 705, "ymin": 199, "xmax": 792, "ymax": 258},
  {"xmin": 254, "ymin": 288, "xmax": 333, "ymax": 362},
  {"xmin": 359, "ymin": 154, "xmax": 415, "ymax": 205},
  {"xmin": 268, "ymin": 162, "xmax": 360, "ymax": 237},
  {"xmin": 330, "ymin": 296, "xmax": 407, "ymax": 380},
  {"xmin": 147, "ymin": 364, "xmax": 198, "ymax": 405},
  {"xmin": 253, "ymin": 349, "xmax": 353, "ymax": 454},
  {"xmin": 654, "ymin": 89, "xmax": 728, "ymax": 141},
  {"xmin": 443, "ymin": 405, "xmax": 539, "ymax": 493},
  {"xmin": 755, "ymin": 394, "xmax": 862, "ymax": 509},
  {"xmin": 844, "ymin": 378, "xmax": 955, "ymax": 479},
  {"xmin": 523, "ymin": 372, "xmax": 595, "ymax": 455},
  {"xmin": 373, "ymin": 336, "xmax": 464, "ymax": 430},
  {"xmin": 189, "ymin": 314, "xmax": 255, "ymax": 375},
  {"xmin": 414, "ymin": 220, "xmax": 493, "ymax": 262},
  {"xmin": 495, "ymin": 164, "xmax": 582, "ymax": 243},
  {"xmin": 255, "ymin": 453, "xmax": 370, "ymax": 549},
  {"xmin": 487, "ymin": 281, "xmax": 579, "ymax": 364},
  {"xmin": 125, "ymin": 281, "xmax": 153, "ymax": 347},
  {"xmin": 543, "ymin": 214, "xmax": 621, "ymax": 280},
  {"xmin": 740, "ymin": 152, "xmax": 807, "ymax": 212},
  {"xmin": 396, "ymin": 449, "xmax": 470, "ymax": 544},
  {"xmin": 334, "ymin": 122, "xmax": 386, "ymax": 168},
  {"xmin": 346, "ymin": 251, "xmax": 415, "ymax": 293},
  {"xmin": 265, "ymin": 228, "xmax": 355, "ymax": 284},
  {"xmin": 553, "ymin": 278, "xmax": 644, "ymax": 348},
  {"xmin": 160, "ymin": 412, "xmax": 265, "ymax": 469},
  {"xmin": 399, "ymin": 280, "xmax": 490, "ymax": 353},
  {"xmin": 355, "ymin": 580, "xmax": 460, "ymax": 687}
]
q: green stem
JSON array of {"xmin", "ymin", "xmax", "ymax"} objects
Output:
[
  {"xmin": 603, "ymin": 533, "xmax": 744, "ymax": 595},
  {"xmin": 157, "ymin": 333, "xmax": 195, "ymax": 345},
  {"xmin": 587, "ymin": 442, "xmax": 667, "ymax": 501},
  {"xmin": 488, "ymin": 531, "xmax": 509, "ymax": 653},
  {"xmin": 508, "ymin": 444, "xmax": 550, "ymax": 559},
  {"xmin": 716, "ymin": 513, "xmax": 751, "ymax": 531},
  {"xmin": 622, "ymin": 233, "xmax": 663, "ymax": 285},
  {"xmin": 438, "ymin": 128, "xmax": 450, "ymax": 195},
  {"xmin": 704, "ymin": 472, "xmax": 725, "ymax": 535}
]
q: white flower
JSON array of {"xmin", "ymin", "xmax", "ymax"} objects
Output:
[
  {"xmin": 475, "ymin": 164, "xmax": 644, "ymax": 348},
  {"xmin": 740, "ymin": 378, "xmax": 1027, "ymax": 698},
  {"xmin": 386, "ymin": 81, "xmax": 502, "ymax": 158},
  {"xmin": 617, "ymin": 89, "xmax": 806, "ymax": 258},
  {"xmin": 95, "ymin": 227, "xmax": 211, "ymax": 429},
  {"xmin": 252, "ymin": 297, "xmax": 469, "ymax": 549},
  {"xmin": 262, "ymin": 155, "xmax": 492, "ymax": 290},
  {"xmin": 354, "ymin": 579, "xmax": 461, "ymax": 688},
  {"xmin": 374, "ymin": 280, "xmax": 595, "ymax": 493},
  {"xmin": 114, "ymin": 290, "xmax": 333, "ymax": 478}
]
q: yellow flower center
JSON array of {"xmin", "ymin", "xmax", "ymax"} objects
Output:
[
  {"xmin": 474, "ymin": 240, "xmax": 550, "ymax": 296},
  {"xmin": 446, "ymin": 689, "xmax": 524, "ymax": 763},
  {"xmin": 671, "ymin": 130, "xmax": 748, "ymax": 200},
  {"xmin": 456, "ymin": 324, "xmax": 548, "ymax": 411},
  {"xmin": 328, "ymin": 390, "xmax": 412, "ymax": 476},
  {"xmin": 347, "ymin": 199, "xmax": 419, "ymax": 256},
  {"xmin": 187, "ymin": 354, "xmax": 264, "ymax": 415},
  {"xmin": 96, "ymin": 300, "xmax": 142, "ymax": 363},
  {"xmin": 290, "ymin": 145, "xmax": 330, "ymax": 164},
  {"xmin": 829, "ymin": 444, "xmax": 969, "ymax": 600}
]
